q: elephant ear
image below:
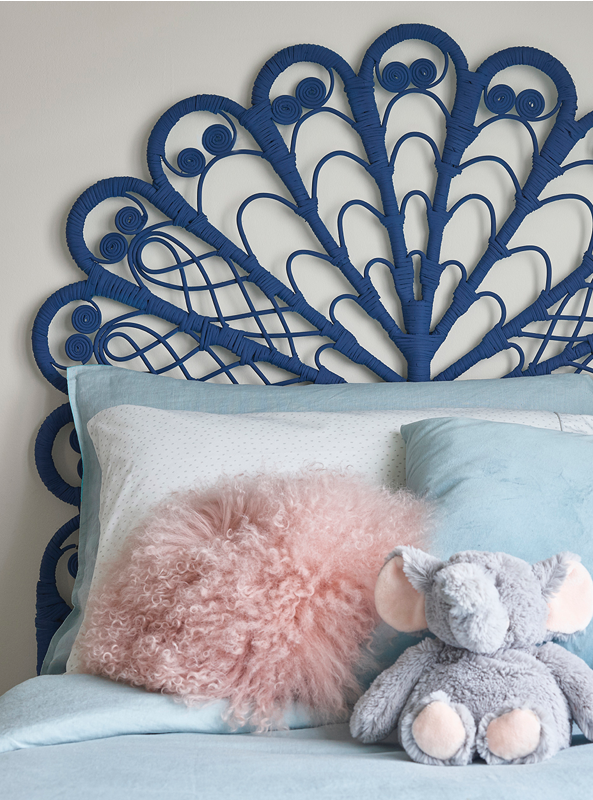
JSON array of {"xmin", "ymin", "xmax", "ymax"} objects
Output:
[
  {"xmin": 533, "ymin": 553, "xmax": 593, "ymax": 635},
  {"xmin": 374, "ymin": 546, "xmax": 442, "ymax": 633}
]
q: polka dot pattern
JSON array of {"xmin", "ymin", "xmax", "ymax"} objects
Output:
[{"xmin": 557, "ymin": 413, "xmax": 593, "ymax": 435}]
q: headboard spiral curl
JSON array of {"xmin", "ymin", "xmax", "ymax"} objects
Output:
[{"xmin": 31, "ymin": 23, "xmax": 593, "ymax": 671}]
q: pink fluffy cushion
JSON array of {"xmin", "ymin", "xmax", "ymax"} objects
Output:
[{"xmin": 77, "ymin": 469, "xmax": 430, "ymax": 730}]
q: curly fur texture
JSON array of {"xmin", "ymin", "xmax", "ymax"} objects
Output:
[{"xmin": 77, "ymin": 469, "xmax": 430, "ymax": 730}]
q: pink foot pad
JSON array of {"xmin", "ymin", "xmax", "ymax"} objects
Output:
[
  {"xmin": 412, "ymin": 700, "xmax": 467, "ymax": 760},
  {"xmin": 486, "ymin": 709, "xmax": 541, "ymax": 761}
]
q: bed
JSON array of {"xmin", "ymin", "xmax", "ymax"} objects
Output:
[{"xmin": 4, "ymin": 21, "xmax": 593, "ymax": 797}]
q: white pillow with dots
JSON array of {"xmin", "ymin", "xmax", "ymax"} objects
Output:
[{"xmin": 67, "ymin": 404, "xmax": 567, "ymax": 672}]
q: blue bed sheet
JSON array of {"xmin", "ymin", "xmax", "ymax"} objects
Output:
[{"xmin": 1, "ymin": 675, "xmax": 592, "ymax": 799}]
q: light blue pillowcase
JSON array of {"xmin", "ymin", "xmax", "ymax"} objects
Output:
[
  {"xmin": 401, "ymin": 416, "xmax": 593, "ymax": 665},
  {"xmin": 0, "ymin": 674, "xmax": 320, "ymax": 753},
  {"xmin": 42, "ymin": 366, "xmax": 593, "ymax": 675}
]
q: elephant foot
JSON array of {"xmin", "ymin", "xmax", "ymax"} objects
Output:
[
  {"xmin": 400, "ymin": 692, "xmax": 476, "ymax": 766},
  {"xmin": 477, "ymin": 707, "xmax": 554, "ymax": 764}
]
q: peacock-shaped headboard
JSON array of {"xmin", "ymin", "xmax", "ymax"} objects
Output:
[{"xmin": 31, "ymin": 23, "xmax": 593, "ymax": 670}]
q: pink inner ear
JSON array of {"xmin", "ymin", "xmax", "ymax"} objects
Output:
[
  {"xmin": 547, "ymin": 561, "xmax": 593, "ymax": 634},
  {"xmin": 374, "ymin": 556, "xmax": 427, "ymax": 632}
]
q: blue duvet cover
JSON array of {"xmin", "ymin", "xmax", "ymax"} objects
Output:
[{"xmin": 1, "ymin": 675, "xmax": 592, "ymax": 799}]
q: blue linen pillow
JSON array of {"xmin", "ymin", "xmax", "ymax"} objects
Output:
[
  {"xmin": 41, "ymin": 366, "xmax": 593, "ymax": 675},
  {"xmin": 401, "ymin": 416, "xmax": 593, "ymax": 665}
]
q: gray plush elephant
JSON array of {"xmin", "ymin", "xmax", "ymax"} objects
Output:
[{"xmin": 350, "ymin": 547, "xmax": 593, "ymax": 765}]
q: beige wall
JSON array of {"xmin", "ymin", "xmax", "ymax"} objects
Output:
[{"xmin": 1, "ymin": 1, "xmax": 593, "ymax": 695}]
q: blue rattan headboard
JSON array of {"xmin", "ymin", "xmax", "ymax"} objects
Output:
[{"xmin": 31, "ymin": 23, "xmax": 593, "ymax": 671}]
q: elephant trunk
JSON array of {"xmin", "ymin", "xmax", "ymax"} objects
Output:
[{"xmin": 435, "ymin": 562, "xmax": 510, "ymax": 653}]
